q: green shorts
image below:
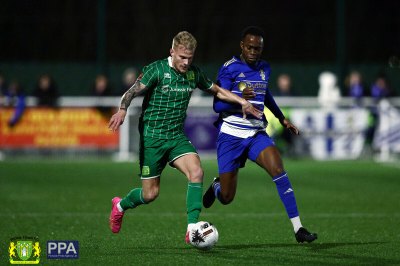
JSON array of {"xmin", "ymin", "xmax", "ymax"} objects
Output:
[{"xmin": 139, "ymin": 135, "xmax": 198, "ymax": 179}]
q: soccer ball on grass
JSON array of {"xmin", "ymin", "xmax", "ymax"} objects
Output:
[{"xmin": 189, "ymin": 221, "xmax": 219, "ymax": 250}]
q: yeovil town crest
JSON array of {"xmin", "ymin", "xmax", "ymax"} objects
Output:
[
  {"xmin": 186, "ymin": 71, "xmax": 195, "ymax": 81},
  {"xmin": 9, "ymin": 236, "xmax": 40, "ymax": 264}
]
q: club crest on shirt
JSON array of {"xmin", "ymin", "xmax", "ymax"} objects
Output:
[
  {"xmin": 186, "ymin": 71, "xmax": 195, "ymax": 81},
  {"xmin": 260, "ymin": 69, "xmax": 266, "ymax": 81}
]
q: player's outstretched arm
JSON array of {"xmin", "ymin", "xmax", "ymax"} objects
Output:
[
  {"xmin": 210, "ymin": 84, "xmax": 263, "ymax": 119},
  {"xmin": 108, "ymin": 80, "xmax": 148, "ymax": 132}
]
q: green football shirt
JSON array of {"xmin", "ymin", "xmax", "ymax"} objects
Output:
[{"xmin": 139, "ymin": 57, "xmax": 213, "ymax": 139}]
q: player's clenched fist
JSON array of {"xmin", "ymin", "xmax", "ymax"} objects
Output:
[
  {"xmin": 242, "ymin": 87, "xmax": 256, "ymax": 100},
  {"xmin": 108, "ymin": 109, "xmax": 127, "ymax": 131}
]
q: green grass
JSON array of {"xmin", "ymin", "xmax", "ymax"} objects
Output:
[{"xmin": 1, "ymin": 159, "xmax": 400, "ymax": 265}]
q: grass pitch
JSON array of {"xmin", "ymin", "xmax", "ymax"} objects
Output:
[{"xmin": 1, "ymin": 159, "xmax": 399, "ymax": 265}]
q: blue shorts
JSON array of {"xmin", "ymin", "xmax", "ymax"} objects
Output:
[{"xmin": 217, "ymin": 131, "xmax": 275, "ymax": 174}]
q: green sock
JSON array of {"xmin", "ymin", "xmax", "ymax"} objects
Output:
[
  {"xmin": 187, "ymin": 182, "xmax": 203, "ymax": 224},
  {"xmin": 119, "ymin": 188, "xmax": 146, "ymax": 210}
]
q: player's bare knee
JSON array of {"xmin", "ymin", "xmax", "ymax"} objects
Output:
[{"xmin": 189, "ymin": 167, "xmax": 203, "ymax": 183}]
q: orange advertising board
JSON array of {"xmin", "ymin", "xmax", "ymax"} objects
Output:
[{"xmin": 0, "ymin": 108, "xmax": 119, "ymax": 148}]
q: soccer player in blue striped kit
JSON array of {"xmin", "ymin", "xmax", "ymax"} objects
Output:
[{"xmin": 203, "ymin": 26, "xmax": 317, "ymax": 243}]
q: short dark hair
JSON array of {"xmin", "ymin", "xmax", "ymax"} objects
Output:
[{"xmin": 241, "ymin": 26, "xmax": 265, "ymax": 40}]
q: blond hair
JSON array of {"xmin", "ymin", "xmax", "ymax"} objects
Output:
[{"xmin": 172, "ymin": 31, "xmax": 197, "ymax": 51}]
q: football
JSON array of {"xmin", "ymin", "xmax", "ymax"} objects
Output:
[{"xmin": 189, "ymin": 221, "xmax": 219, "ymax": 250}]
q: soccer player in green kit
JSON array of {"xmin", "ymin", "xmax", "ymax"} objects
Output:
[{"xmin": 108, "ymin": 31, "xmax": 262, "ymax": 244}]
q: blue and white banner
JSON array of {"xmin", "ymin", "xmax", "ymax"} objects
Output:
[
  {"xmin": 373, "ymin": 100, "xmax": 400, "ymax": 153},
  {"xmin": 291, "ymin": 108, "xmax": 369, "ymax": 160}
]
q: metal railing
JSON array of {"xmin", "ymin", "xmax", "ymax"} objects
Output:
[{"xmin": 24, "ymin": 96, "xmax": 400, "ymax": 108}]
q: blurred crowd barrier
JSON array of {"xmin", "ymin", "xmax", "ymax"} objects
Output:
[{"xmin": 1, "ymin": 96, "xmax": 400, "ymax": 161}]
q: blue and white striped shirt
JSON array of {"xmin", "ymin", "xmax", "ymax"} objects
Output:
[{"xmin": 214, "ymin": 56, "xmax": 284, "ymax": 138}]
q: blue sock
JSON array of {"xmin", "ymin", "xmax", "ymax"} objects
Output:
[
  {"xmin": 273, "ymin": 172, "xmax": 299, "ymax": 218},
  {"xmin": 213, "ymin": 182, "xmax": 222, "ymax": 202}
]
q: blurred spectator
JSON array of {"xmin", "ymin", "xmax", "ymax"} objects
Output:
[
  {"xmin": 273, "ymin": 74, "xmax": 296, "ymax": 155},
  {"xmin": 276, "ymin": 73, "xmax": 296, "ymax": 96},
  {"xmin": 121, "ymin": 67, "xmax": 138, "ymax": 94},
  {"xmin": 91, "ymin": 74, "xmax": 113, "ymax": 116},
  {"xmin": 91, "ymin": 74, "xmax": 113, "ymax": 97},
  {"xmin": 0, "ymin": 73, "xmax": 7, "ymax": 95},
  {"xmin": 317, "ymin": 71, "xmax": 341, "ymax": 109},
  {"xmin": 1, "ymin": 80, "xmax": 26, "ymax": 127},
  {"xmin": 366, "ymin": 74, "xmax": 395, "ymax": 144},
  {"xmin": 370, "ymin": 74, "xmax": 393, "ymax": 103},
  {"xmin": 345, "ymin": 70, "xmax": 365, "ymax": 107},
  {"xmin": 33, "ymin": 74, "xmax": 59, "ymax": 107},
  {"xmin": 0, "ymin": 73, "xmax": 7, "ymax": 106}
]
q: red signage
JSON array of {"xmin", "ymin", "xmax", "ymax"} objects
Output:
[{"xmin": 0, "ymin": 108, "xmax": 119, "ymax": 148}]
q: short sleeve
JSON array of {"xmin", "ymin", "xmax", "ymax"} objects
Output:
[
  {"xmin": 140, "ymin": 64, "xmax": 159, "ymax": 88},
  {"xmin": 195, "ymin": 67, "xmax": 213, "ymax": 91}
]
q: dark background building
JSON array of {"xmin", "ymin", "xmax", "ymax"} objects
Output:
[{"xmin": 0, "ymin": 0, "xmax": 399, "ymax": 96}]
